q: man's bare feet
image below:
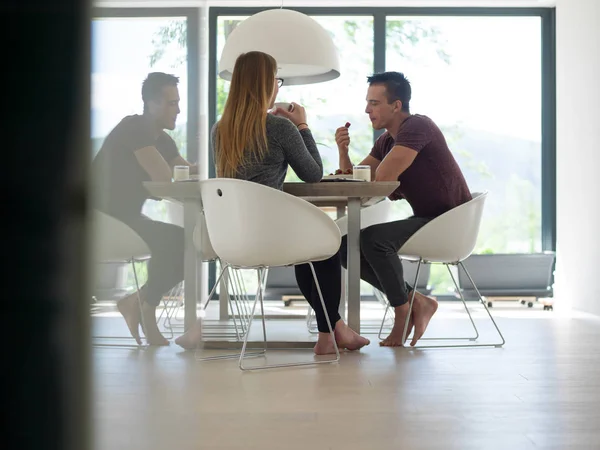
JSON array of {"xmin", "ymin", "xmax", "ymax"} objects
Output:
[
  {"xmin": 380, "ymin": 303, "xmax": 410, "ymax": 347},
  {"xmin": 141, "ymin": 302, "xmax": 169, "ymax": 346},
  {"xmin": 334, "ymin": 320, "xmax": 370, "ymax": 351},
  {"xmin": 116, "ymin": 292, "xmax": 142, "ymax": 345},
  {"xmin": 409, "ymin": 290, "xmax": 438, "ymax": 346},
  {"xmin": 175, "ymin": 319, "xmax": 202, "ymax": 350}
]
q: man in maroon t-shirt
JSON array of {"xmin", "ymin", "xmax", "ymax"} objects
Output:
[{"xmin": 335, "ymin": 72, "xmax": 472, "ymax": 347}]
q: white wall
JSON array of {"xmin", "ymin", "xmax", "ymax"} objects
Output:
[{"xmin": 555, "ymin": 0, "xmax": 600, "ymax": 314}]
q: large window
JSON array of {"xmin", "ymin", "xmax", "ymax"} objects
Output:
[
  {"xmin": 386, "ymin": 16, "xmax": 542, "ymax": 255},
  {"xmin": 216, "ymin": 15, "xmax": 374, "ymax": 179},
  {"xmin": 209, "ymin": 7, "xmax": 555, "ymax": 296}
]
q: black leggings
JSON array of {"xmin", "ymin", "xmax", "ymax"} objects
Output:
[
  {"xmin": 120, "ymin": 215, "xmax": 184, "ymax": 307},
  {"xmin": 294, "ymin": 251, "xmax": 342, "ymax": 333}
]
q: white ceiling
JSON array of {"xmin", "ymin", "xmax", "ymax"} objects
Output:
[{"xmin": 94, "ymin": 0, "xmax": 556, "ymax": 8}]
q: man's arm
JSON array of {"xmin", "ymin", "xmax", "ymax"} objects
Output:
[
  {"xmin": 358, "ymin": 155, "xmax": 381, "ymax": 181},
  {"xmin": 336, "ymin": 125, "xmax": 381, "ymax": 176},
  {"xmin": 169, "ymin": 154, "xmax": 198, "ymax": 175},
  {"xmin": 375, "ymin": 145, "xmax": 418, "ymax": 181},
  {"xmin": 134, "ymin": 146, "xmax": 173, "ymax": 182}
]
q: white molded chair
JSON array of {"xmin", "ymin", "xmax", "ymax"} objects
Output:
[
  {"xmin": 91, "ymin": 210, "xmax": 150, "ymax": 348},
  {"xmin": 192, "ymin": 213, "xmax": 254, "ymax": 346},
  {"xmin": 379, "ymin": 191, "xmax": 505, "ymax": 348},
  {"xmin": 200, "ymin": 178, "xmax": 342, "ymax": 370},
  {"xmin": 159, "ymin": 208, "xmax": 254, "ymax": 344},
  {"xmin": 334, "ymin": 197, "xmax": 395, "ymax": 237}
]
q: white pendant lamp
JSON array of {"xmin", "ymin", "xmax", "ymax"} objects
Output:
[{"xmin": 218, "ymin": 9, "xmax": 340, "ymax": 86}]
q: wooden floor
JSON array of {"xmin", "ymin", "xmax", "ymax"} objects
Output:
[{"xmin": 93, "ymin": 303, "xmax": 600, "ymax": 450}]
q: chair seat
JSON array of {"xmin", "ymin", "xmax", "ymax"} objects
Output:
[
  {"xmin": 226, "ymin": 247, "xmax": 339, "ymax": 269},
  {"xmin": 396, "ymin": 192, "xmax": 488, "ymax": 264},
  {"xmin": 93, "ymin": 210, "xmax": 150, "ymax": 262},
  {"xmin": 335, "ymin": 198, "xmax": 395, "ymax": 236}
]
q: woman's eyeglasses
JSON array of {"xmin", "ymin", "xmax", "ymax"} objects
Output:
[{"xmin": 276, "ymin": 78, "xmax": 284, "ymax": 88}]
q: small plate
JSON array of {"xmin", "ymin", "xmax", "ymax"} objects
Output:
[
  {"xmin": 174, "ymin": 174, "xmax": 201, "ymax": 182},
  {"xmin": 322, "ymin": 174, "xmax": 364, "ymax": 182}
]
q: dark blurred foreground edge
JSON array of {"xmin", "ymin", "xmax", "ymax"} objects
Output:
[{"xmin": 2, "ymin": 0, "xmax": 91, "ymax": 449}]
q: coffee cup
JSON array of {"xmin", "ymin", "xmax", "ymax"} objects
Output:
[
  {"xmin": 352, "ymin": 165, "xmax": 371, "ymax": 182},
  {"xmin": 173, "ymin": 165, "xmax": 190, "ymax": 181},
  {"xmin": 273, "ymin": 102, "xmax": 294, "ymax": 112}
]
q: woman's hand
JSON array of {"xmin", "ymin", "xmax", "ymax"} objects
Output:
[{"xmin": 273, "ymin": 102, "xmax": 307, "ymax": 128}]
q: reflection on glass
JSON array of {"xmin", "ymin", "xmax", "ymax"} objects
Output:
[{"xmin": 91, "ymin": 17, "xmax": 188, "ymax": 222}]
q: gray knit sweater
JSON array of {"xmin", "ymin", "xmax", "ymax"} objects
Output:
[{"xmin": 211, "ymin": 114, "xmax": 323, "ymax": 189}]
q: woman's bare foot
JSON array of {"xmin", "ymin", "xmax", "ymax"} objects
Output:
[
  {"xmin": 175, "ymin": 319, "xmax": 203, "ymax": 350},
  {"xmin": 380, "ymin": 303, "xmax": 410, "ymax": 347},
  {"xmin": 314, "ymin": 332, "xmax": 337, "ymax": 355},
  {"xmin": 409, "ymin": 291, "xmax": 438, "ymax": 346},
  {"xmin": 141, "ymin": 302, "xmax": 169, "ymax": 346},
  {"xmin": 116, "ymin": 292, "xmax": 142, "ymax": 345},
  {"xmin": 334, "ymin": 320, "xmax": 370, "ymax": 351}
]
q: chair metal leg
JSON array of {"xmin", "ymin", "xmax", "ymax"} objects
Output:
[
  {"xmin": 197, "ymin": 268, "xmax": 266, "ymax": 362},
  {"xmin": 231, "ymin": 268, "xmax": 251, "ymax": 333},
  {"xmin": 198, "ymin": 264, "xmax": 245, "ymax": 339},
  {"xmin": 232, "ymin": 268, "xmax": 252, "ymax": 326},
  {"xmin": 446, "ymin": 264, "xmax": 479, "ymax": 341},
  {"xmin": 239, "ymin": 263, "xmax": 340, "ymax": 371},
  {"xmin": 458, "ymin": 261, "xmax": 505, "ymax": 347},
  {"xmin": 306, "ymin": 308, "xmax": 319, "ymax": 334},
  {"xmin": 92, "ymin": 258, "xmax": 147, "ymax": 349},
  {"xmin": 258, "ymin": 267, "xmax": 269, "ymax": 344},
  {"xmin": 378, "ymin": 302, "xmax": 393, "ymax": 341},
  {"xmin": 161, "ymin": 284, "xmax": 183, "ymax": 333},
  {"xmin": 401, "ymin": 261, "xmax": 505, "ymax": 349},
  {"xmin": 373, "ymin": 261, "xmax": 479, "ymax": 343},
  {"xmin": 159, "ymin": 282, "xmax": 184, "ymax": 339},
  {"xmin": 400, "ymin": 259, "xmax": 422, "ymax": 345}
]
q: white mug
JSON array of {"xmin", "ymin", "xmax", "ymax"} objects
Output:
[
  {"xmin": 273, "ymin": 102, "xmax": 294, "ymax": 112},
  {"xmin": 173, "ymin": 165, "xmax": 190, "ymax": 181},
  {"xmin": 353, "ymin": 165, "xmax": 371, "ymax": 182}
]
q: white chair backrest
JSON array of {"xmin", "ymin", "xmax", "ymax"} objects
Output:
[
  {"xmin": 193, "ymin": 212, "xmax": 218, "ymax": 262},
  {"xmin": 398, "ymin": 192, "xmax": 488, "ymax": 263},
  {"xmin": 335, "ymin": 198, "xmax": 394, "ymax": 236},
  {"xmin": 92, "ymin": 210, "xmax": 150, "ymax": 263},
  {"xmin": 199, "ymin": 179, "xmax": 341, "ymax": 268}
]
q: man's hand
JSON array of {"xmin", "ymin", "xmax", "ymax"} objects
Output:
[{"xmin": 335, "ymin": 123, "xmax": 351, "ymax": 154}]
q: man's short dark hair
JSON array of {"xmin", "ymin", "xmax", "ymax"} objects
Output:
[
  {"xmin": 367, "ymin": 72, "xmax": 411, "ymax": 113},
  {"xmin": 142, "ymin": 72, "xmax": 179, "ymax": 110}
]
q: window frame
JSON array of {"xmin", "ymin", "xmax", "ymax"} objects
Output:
[{"xmin": 209, "ymin": 6, "xmax": 556, "ymax": 254}]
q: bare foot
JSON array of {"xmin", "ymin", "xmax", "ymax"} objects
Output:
[
  {"xmin": 116, "ymin": 292, "xmax": 142, "ymax": 345},
  {"xmin": 380, "ymin": 303, "xmax": 410, "ymax": 347},
  {"xmin": 314, "ymin": 332, "xmax": 337, "ymax": 355},
  {"xmin": 334, "ymin": 321, "xmax": 370, "ymax": 351},
  {"xmin": 141, "ymin": 302, "xmax": 169, "ymax": 346},
  {"xmin": 409, "ymin": 290, "xmax": 438, "ymax": 346},
  {"xmin": 175, "ymin": 319, "xmax": 203, "ymax": 350}
]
